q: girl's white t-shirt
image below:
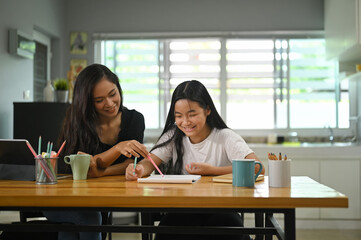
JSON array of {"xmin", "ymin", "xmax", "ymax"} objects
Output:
[{"xmin": 151, "ymin": 128, "xmax": 254, "ymax": 175}]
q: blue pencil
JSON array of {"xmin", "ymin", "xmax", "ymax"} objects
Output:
[{"xmin": 133, "ymin": 157, "xmax": 137, "ymax": 174}]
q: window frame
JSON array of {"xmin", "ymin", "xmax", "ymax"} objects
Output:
[{"xmin": 93, "ymin": 31, "xmax": 353, "ymax": 140}]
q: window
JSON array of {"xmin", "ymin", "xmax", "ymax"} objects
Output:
[
  {"xmin": 94, "ymin": 33, "xmax": 350, "ymax": 137},
  {"xmin": 100, "ymin": 40, "xmax": 159, "ymax": 128}
]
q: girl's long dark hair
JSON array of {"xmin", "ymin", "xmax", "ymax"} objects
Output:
[
  {"xmin": 57, "ymin": 64, "xmax": 123, "ymax": 169},
  {"xmin": 153, "ymin": 80, "xmax": 228, "ymax": 174}
]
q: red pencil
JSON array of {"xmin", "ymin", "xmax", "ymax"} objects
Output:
[
  {"xmin": 26, "ymin": 141, "xmax": 37, "ymax": 158},
  {"xmin": 56, "ymin": 140, "xmax": 67, "ymax": 157}
]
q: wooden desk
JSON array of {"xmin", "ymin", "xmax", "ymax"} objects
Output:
[{"xmin": 0, "ymin": 176, "xmax": 348, "ymax": 240}]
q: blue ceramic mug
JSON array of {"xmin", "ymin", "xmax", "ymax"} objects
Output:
[{"xmin": 232, "ymin": 159, "xmax": 263, "ymax": 187}]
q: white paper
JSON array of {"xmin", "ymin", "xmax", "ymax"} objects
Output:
[{"xmin": 137, "ymin": 174, "xmax": 201, "ymax": 184}]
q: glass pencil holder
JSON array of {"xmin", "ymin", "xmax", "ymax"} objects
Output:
[{"xmin": 35, "ymin": 157, "xmax": 58, "ymax": 184}]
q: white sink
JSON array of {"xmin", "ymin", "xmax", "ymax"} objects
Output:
[{"xmin": 300, "ymin": 142, "xmax": 354, "ymax": 147}]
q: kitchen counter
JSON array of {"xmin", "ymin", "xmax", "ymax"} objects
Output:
[
  {"xmin": 249, "ymin": 143, "xmax": 361, "ymax": 160},
  {"xmin": 250, "ymin": 142, "xmax": 361, "ymax": 222}
]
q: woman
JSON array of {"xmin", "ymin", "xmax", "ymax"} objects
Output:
[
  {"xmin": 58, "ymin": 63, "xmax": 149, "ymax": 176},
  {"xmin": 43, "ymin": 64, "xmax": 149, "ymax": 240},
  {"xmin": 126, "ymin": 80, "xmax": 264, "ymax": 240}
]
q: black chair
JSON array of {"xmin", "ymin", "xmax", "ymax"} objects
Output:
[
  {"xmin": 141, "ymin": 212, "xmax": 163, "ymax": 240},
  {"xmin": 141, "ymin": 212, "xmax": 264, "ymax": 240},
  {"xmin": 18, "ymin": 211, "xmax": 112, "ymax": 240}
]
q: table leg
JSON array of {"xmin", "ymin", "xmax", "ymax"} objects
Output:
[
  {"xmin": 284, "ymin": 209, "xmax": 295, "ymax": 240},
  {"xmin": 255, "ymin": 212, "xmax": 264, "ymax": 240}
]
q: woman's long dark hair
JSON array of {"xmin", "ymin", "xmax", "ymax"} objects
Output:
[
  {"xmin": 57, "ymin": 64, "xmax": 123, "ymax": 168},
  {"xmin": 153, "ymin": 80, "xmax": 228, "ymax": 174}
]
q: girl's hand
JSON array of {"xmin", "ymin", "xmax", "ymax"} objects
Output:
[
  {"xmin": 125, "ymin": 163, "xmax": 144, "ymax": 181},
  {"xmin": 185, "ymin": 162, "xmax": 214, "ymax": 175},
  {"xmin": 116, "ymin": 140, "xmax": 149, "ymax": 159}
]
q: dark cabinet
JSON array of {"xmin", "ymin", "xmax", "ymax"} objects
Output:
[{"xmin": 13, "ymin": 102, "xmax": 70, "ymax": 149}]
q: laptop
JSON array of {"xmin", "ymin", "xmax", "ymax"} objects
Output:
[{"xmin": 0, "ymin": 139, "xmax": 35, "ymax": 181}]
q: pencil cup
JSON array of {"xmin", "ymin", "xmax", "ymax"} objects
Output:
[
  {"xmin": 64, "ymin": 154, "xmax": 91, "ymax": 180},
  {"xmin": 35, "ymin": 157, "xmax": 58, "ymax": 184},
  {"xmin": 268, "ymin": 159, "xmax": 291, "ymax": 188}
]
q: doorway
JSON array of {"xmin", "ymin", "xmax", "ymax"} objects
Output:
[{"xmin": 33, "ymin": 30, "xmax": 51, "ymax": 101}]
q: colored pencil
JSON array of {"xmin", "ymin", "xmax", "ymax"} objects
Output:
[
  {"xmin": 56, "ymin": 140, "xmax": 66, "ymax": 157},
  {"xmin": 134, "ymin": 157, "xmax": 138, "ymax": 169},
  {"xmin": 133, "ymin": 157, "xmax": 138, "ymax": 175},
  {"xmin": 38, "ymin": 136, "xmax": 41, "ymax": 155},
  {"xmin": 26, "ymin": 141, "xmax": 37, "ymax": 158},
  {"xmin": 26, "ymin": 141, "xmax": 53, "ymax": 180},
  {"xmin": 147, "ymin": 155, "xmax": 163, "ymax": 176}
]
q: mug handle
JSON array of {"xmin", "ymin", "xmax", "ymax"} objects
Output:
[
  {"xmin": 64, "ymin": 156, "xmax": 71, "ymax": 164},
  {"xmin": 254, "ymin": 162, "xmax": 263, "ymax": 181}
]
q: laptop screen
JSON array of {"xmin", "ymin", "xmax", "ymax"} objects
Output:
[
  {"xmin": 0, "ymin": 139, "xmax": 34, "ymax": 165},
  {"xmin": 0, "ymin": 139, "xmax": 35, "ymax": 181}
]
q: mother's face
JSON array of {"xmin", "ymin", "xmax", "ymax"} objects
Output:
[{"xmin": 92, "ymin": 77, "xmax": 121, "ymax": 118}]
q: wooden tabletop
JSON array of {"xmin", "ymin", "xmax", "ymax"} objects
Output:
[{"xmin": 0, "ymin": 176, "xmax": 348, "ymax": 209}]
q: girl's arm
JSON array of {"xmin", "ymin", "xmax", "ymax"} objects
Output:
[
  {"xmin": 125, "ymin": 153, "xmax": 162, "ymax": 181},
  {"xmin": 245, "ymin": 152, "xmax": 265, "ymax": 175},
  {"xmin": 185, "ymin": 152, "xmax": 265, "ymax": 176},
  {"xmin": 186, "ymin": 163, "xmax": 232, "ymax": 176}
]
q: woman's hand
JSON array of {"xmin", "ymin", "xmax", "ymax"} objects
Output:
[
  {"xmin": 125, "ymin": 163, "xmax": 144, "ymax": 181},
  {"xmin": 185, "ymin": 162, "xmax": 214, "ymax": 175},
  {"xmin": 116, "ymin": 140, "xmax": 149, "ymax": 159},
  {"xmin": 87, "ymin": 162, "xmax": 105, "ymax": 178},
  {"xmin": 77, "ymin": 151, "xmax": 104, "ymax": 178}
]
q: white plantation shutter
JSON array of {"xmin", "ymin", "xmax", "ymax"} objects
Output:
[{"xmin": 95, "ymin": 35, "xmax": 347, "ymax": 131}]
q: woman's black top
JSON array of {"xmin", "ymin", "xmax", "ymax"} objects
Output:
[
  {"xmin": 98, "ymin": 108, "xmax": 145, "ymax": 164},
  {"xmin": 58, "ymin": 108, "xmax": 145, "ymax": 173}
]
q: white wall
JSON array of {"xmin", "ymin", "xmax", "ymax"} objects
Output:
[
  {"xmin": 62, "ymin": 0, "xmax": 324, "ymax": 78},
  {"xmin": 0, "ymin": 0, "xmax": 324, "ymax": 139},
  {"xmin": 0, "ymin": 0, "xmax": 65, "ymax": 138}
]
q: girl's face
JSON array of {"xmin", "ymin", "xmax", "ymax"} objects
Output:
[
  {"xmin": 174, "ymin": 99, "xmax": 211, "ymax": 143},
  {"xmin": 92, "ymin": 77, "xmax": 121, "ymax": 119}
]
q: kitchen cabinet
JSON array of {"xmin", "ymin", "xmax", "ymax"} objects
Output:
[
  {"xmin": 325, "ymin": 0, "xmax": 361, "ymax": 62},
  {"xmin": 260, "ymin": 157, "xmax": 320, "ymax": 219},
  {"xmin": 292, "ymin": 159, "xmax": 320, "ymax": 219},
  {"xmin": 251, "ymin": 144, "xmax": 361, "ymax": 222},
  {"xmin": 320, "ymin": 160, "xmax": 361, "ymax": 219},
  {"xmin": 347, "ymin": 73, "xmax": 361, "ymax": 145}
]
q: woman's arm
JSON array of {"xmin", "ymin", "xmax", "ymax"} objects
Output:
[
  {"xmin": 88, "ymin": 158, "xmax": 133, "ymax": 178},
  {"xmin": 95, "ymin": 140, "xmax": 149, "ymax": 168},
  {"xmin": 95, "ymin": 110, "xmax": 148, "ymax": 169}
]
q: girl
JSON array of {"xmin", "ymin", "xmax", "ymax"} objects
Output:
[
  {"xmin": 126, "ymin": 80, "xmax": 264, "ymax": 240},
  {"xmin": 43, "ymin": 64, "xmax": 149, "ymax": 240}
]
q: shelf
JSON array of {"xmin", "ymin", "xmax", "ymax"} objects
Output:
[{"xmin": 343, "ymin": 71, "xmax": 361, "ymax": 81}]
